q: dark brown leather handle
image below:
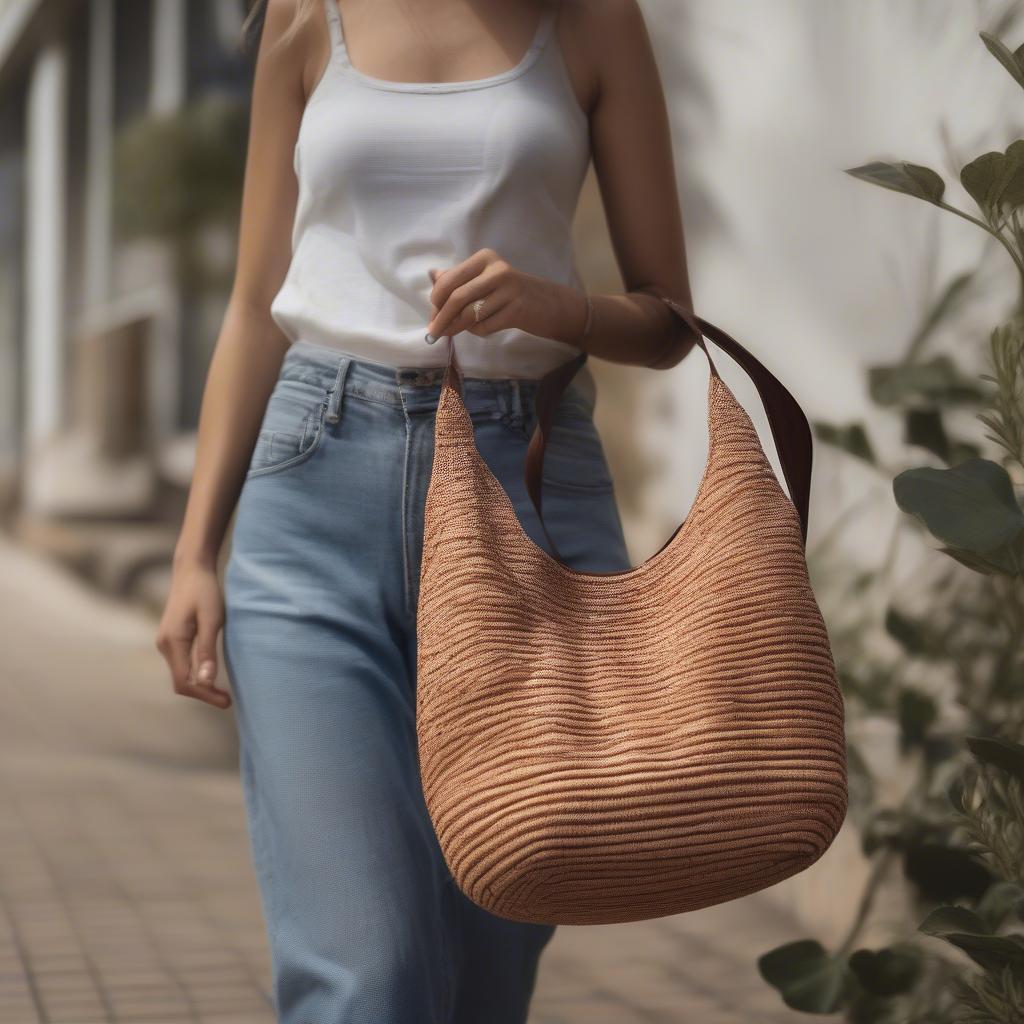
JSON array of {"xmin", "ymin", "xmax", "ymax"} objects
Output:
[{"xmin": 523, "ymin": 298, "xmax": 813, "ymax": 550}]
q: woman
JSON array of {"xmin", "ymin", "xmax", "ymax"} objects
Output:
[{"xmin": 156, "ymin": 0, "xmax": 699, "ymax": 1020}]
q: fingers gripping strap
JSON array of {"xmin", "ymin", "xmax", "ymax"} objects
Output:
[{"xmin": 443, "ymin": 299, "xmax": 813, "ymax": 565}]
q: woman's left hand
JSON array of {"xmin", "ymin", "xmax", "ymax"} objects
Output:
[{"xmin": 426, "ymin": 248, "xmax": 588, "ymax": 345}]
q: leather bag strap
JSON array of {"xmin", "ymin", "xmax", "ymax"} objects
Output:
[{"xmin": 523, "ymin": 297, "xmax": 814, "ymax": 550}]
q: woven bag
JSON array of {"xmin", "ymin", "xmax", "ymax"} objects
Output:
[{"xmin": 416, "ymin": 300, "xmax": 847, "ymax": 926}]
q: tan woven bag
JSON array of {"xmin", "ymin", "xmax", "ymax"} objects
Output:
[{"xmin": 416, "ymin": 300, "xmax": 847, "ymax": 926}]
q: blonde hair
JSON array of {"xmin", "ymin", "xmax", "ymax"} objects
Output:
[{"xmin": 241, "ymin": 0, "xmax": 319, "ymax": 55}]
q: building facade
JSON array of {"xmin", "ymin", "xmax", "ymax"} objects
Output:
[{"xmin": 0, "ymin": 0, "xmax": 251, "ymax": 520}]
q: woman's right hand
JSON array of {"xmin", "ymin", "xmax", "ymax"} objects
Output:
[
  {"xmin": 152, "ymin": 0, "xmax": 317, "ymax": 711},
  {"xmin": 155, "ymin": 559, "xmax": 232, "ymax": 710}
]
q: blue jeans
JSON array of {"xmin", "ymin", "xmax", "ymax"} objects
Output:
[{"xmin": 223, "ymin": 340, "xmax": 632, "ymax": 1024}]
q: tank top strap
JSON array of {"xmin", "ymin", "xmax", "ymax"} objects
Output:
[
  {"xmin": 535, "ymin": 4, "xmax": 559, "ymax": 50},
  {"xmin": 322, "ymin": 0, "xmax": 344, "ymax": 53}
]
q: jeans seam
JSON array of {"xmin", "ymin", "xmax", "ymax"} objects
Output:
[
  {"xmin": 396, "ymin": 382, "xmax": 414, "ymax": 617},
  {"xmin": 241, "ymin": 745, "xmax": 280, "ymax": 1015}
]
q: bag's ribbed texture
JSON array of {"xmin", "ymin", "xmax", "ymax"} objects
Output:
[{"xmin": 416, "ymin": 320, "xmax": 847, "ymax": 926}]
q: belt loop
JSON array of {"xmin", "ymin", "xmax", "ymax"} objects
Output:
[
  {"xmin": 326, "ymin": 356, "xmax": 352, "ymax": 423},
  {"xmin": 509, "ymin": 379, "xmax": 523, "ymax": 422}
]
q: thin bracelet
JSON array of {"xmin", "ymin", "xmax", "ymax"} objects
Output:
[{"xmin": 579, "ymin": 292, "xmax": 595, "ymax": 344}]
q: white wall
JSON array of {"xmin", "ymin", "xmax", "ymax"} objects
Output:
[{"xmin": 642, "ymin": 0, "xmax": 1022, "ymax": 563}]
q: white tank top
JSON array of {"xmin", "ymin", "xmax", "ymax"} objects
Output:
[{"xmin": 269, "ymin": 0, "xmax": 593, "ymax": 380}]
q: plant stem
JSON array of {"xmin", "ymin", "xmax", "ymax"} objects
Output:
[
  {"xmin": 835, "ymin": 846, "xmax": 898, "ymax": 958},
  {"xmin": 938, "ymin": 201, "xmax": 1024, "ymax": 283}
]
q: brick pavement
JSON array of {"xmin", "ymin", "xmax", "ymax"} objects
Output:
[{"xmin": 0, "ymin": 537, "xmax": 806, "ymax": 1023}]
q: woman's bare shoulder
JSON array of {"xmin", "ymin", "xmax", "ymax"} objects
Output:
[
  {"xmin": 558, "ymin": 0, "xmax": 656, "ymax": 75},
  {"xmin": 557, "ymin": 0, "xmax": 658, "ymax": 108},
  {"xmin": 257, "ymin": 0, "xmax": 330, "ymax": 102},
  {"xmin": 559, "ymin": 0, "xmax": 650, "ymax": 33}
]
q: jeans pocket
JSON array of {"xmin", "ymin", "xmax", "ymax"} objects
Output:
[{"xmin": 245, "ymin": 375, "xmax": 333, "ymax": 480}]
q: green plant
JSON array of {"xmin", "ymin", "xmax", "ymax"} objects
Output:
[
  {"xmin": 112, "ymin": 92, "xmax": 248, "ymax": 292},
  {"xmin": 757, "ymin": 22, "xmax": 1024, "ymax": 1023}
]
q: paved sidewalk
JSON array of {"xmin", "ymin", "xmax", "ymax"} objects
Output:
[{"xmin": 0, "ymin": 537, "xmax": 806, "ymax": 1023}]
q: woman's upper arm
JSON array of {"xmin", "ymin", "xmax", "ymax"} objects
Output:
[
  {"xmin": 584, "ymin": 0, "xmax": 698, "ymax": 364},
  {"xmin": 231, "ymin": 0, "xmax": 326, "ymax": 320}
]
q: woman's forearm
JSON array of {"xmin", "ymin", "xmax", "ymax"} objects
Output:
[
  {"xmin": 546, "ymin": 281, "xmax": 699, "ymax": 370},
  {"xmin": 172, "ymin": 299, "xmax": 289, "ymax": 570}
]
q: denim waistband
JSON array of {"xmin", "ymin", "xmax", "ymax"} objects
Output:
[{"xmin": 278, "ymin": 339, "xmax": 595, "ymax": 419}]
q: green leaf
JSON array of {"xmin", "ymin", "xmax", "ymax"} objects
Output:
[
  {"xmin": 904, "ymin": 843, "xmax": 993, "ymax": 902},
  {"xmin": 893, "ymin": 458, "xmax": 1024, "ymax": 554},
  {"xmin": 898, "ymin": 688, "xmax": 938, "ymax": 750},
  {"xmin": 758, "ymin": 940, "xmax": 855, "ymax": 1014},
  {"xmin": 966, "ymin": 735, "xmax": 1024, "ymax": 782},
  {"xmin": 944, "ymin": 933, "xmax": 1024, "ymax": 971},
  {"xmin": 904, "ymin": 407, "xmax": 950, "ymax": 461},
  {"xmin": 813, "ymin": 421, "xmax": 876, "ymax": 464},
  {"xmin": 848, "ymin": 947, "xmax": 921, "ymax": 996},
  {"xmin": 869, "ymin": 357, "xmax": 986, "ymax": 407},
  {"xmin": 960, "ymin": 142, "xmax": 1024, "ymax": 215},
  {"xmin": 981, "ymin": 30, "xmax": 1024, "ymax": 90},
  {"xmin": 1001, "ymin": 139, "xmax": 1024, "ymax": 207},
  {"xmin": 846, "ymin": 161, "xmax": 945, "ymax": 205},
  {"xmin": 904, "ymin": 163, "xmax": 947, "ymax": 204},
  {"xmin": 962, "ymin": 151, "xmax": 1005, "ymax": 214},
  {"xmin": 885, "ymin": 608, "xmax": 944, "ymax": 658},
  {"xmin": 920, "ymin": 901, "xmax": 1024, "ymax": 968},
  {"xmin": 919, "ymin": 905, "xmax": 992, "ymax": 936},
  {"xmin": 940, "ymin": 544, "xmax": 1021, "ymax": 577}
]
